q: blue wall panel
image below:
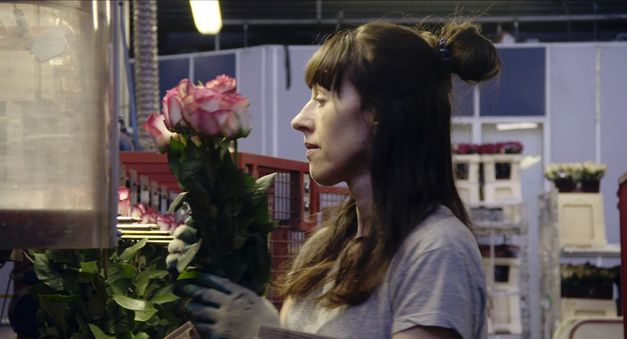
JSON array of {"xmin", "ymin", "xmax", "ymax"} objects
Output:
[
  {"xmin": 451, "ymin": 75, "xmax": 474, "ymax": 116},
  {"xmin": 159, "ymin": 58, "xmax": 190, "ymax": 98},
  {"xmin": 480, "ymin": 47, "xmax": 546, "ymax": 116},
  {"xmin": 193, "ymin": 53, "xmax": 236, "ymax": 83}
]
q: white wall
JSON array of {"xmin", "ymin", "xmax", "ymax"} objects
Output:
[{"xmin": 549, "ymin": 43, "xmax": 627, "ymax": 245}]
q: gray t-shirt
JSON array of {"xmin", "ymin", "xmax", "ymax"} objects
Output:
[{"xmin": 284, "ymin": 206, "xmax": 487, "ymax": 339}]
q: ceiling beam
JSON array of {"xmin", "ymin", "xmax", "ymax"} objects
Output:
[{"xmin": 222, "ymin": 13, "xmax": 627, "ymax": 26}]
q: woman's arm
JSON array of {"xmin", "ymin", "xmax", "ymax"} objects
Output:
[{"xmin": 393, "ymin": 325, "xmax": 460, "ymax": 339}]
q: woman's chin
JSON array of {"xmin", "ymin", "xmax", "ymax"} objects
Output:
[{"xmin": 310, "ymin": 168, "xmax": 341, "ymax": 187}]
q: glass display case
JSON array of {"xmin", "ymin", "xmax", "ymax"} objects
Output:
[{"xmin": 0, "ymin": 1, "xmax": 117, "ymax": 248}]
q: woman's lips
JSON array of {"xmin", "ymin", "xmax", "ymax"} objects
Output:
[{"xmin": 304, "ymin": 143, "xmax": 319, "ymax": 157}]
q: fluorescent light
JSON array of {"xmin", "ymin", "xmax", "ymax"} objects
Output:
[
  {"xmin": 92, "ymin": 0, "xmax": 99, "ymax": 31},
  {"xmin": 495, "ymin": 122, "xmax": 539, "ymax": 131},
  {"xmin": 105, "ymin": 0, "xmax": 111, "ymax": 26},
  {"xmin": 190, "ymin": 0, "xmax": 222, "ymax": 35}
]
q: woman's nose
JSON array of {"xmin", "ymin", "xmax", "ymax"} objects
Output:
[{"xmin": 291, "ymin": 102, "xmax": 313, "ymax": 132}]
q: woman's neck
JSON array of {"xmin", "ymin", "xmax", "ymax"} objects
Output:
[{"xmin": 347, "ymin": 172, "xmax": 373, "ymax": 238}]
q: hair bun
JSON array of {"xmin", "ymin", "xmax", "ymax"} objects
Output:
[{"xmin": 441, "ymin": 22, "xmax": 500, "ymax": 83}]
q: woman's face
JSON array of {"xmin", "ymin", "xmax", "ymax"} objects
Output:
[{"xmin": 291, "ymin": 78, "xmax": 374, "ymax": 186}]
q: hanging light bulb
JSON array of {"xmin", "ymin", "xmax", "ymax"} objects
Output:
[{"xmin": 189, "ymin": 0, "xmax": 222, "ymax": 35}]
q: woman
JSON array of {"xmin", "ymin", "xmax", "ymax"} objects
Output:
[{"xmin": 182, "ymin": 20, "xmax": 500, "ymax": 339}]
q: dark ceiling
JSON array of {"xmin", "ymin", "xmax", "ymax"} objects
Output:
[{"xmin": 151, "ymin": 1, "xmax": 627, "ymax": 55}]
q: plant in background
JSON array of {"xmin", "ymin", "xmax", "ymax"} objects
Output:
[
  {"xmin": 581, "ymin": 161, "xmax": 607, "ymax": 181},
  {"xmin": 499, "ymin": 141, "xmax": 523, "ymax": 154},
  {"xmin": 28, "ymin": 240, "xmax": 183, "ymax": 339},
  {"xmin": 452, "ymin": 143, "xmax": 479, "ymax": 155},
  {"xmin": 544, "ymin": 161, "xmax": 607, "ymax": 193},
  {"xmin": 144, "ymin": 75, "xmax": 276, "ymax": 296}
]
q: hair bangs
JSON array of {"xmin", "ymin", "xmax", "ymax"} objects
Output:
[{"xmin": 305, "ymin": 30, "xmax": 355, "ymax": 93}]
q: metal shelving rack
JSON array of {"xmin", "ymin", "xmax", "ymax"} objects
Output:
[
  {"xmin": 471, "ymin": 201, "xmax": 531, "ymax": 339},
  {"xmin": 538, "ymin": 192, "xmax": 622, "ymax": 339}
]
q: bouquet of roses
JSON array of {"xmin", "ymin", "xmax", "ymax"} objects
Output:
[{"xmin": 144, "ymin": 75, "xmax": 275, "ymax": 296}]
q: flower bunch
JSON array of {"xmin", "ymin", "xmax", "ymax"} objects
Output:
[
  {"xmin": 582, "ymin": 161, "xmax": 607, "ymax": 180},
  {"xmin": 544, "ymin": 163, "xmax": 576, "ymax": 181},
  {"xmin": 544, "ymin": 162, "xmax": 607, "ymax": 181},
  {"xmin": 118, "ymin": 187, "xmax": 181, "ymax": 233},
  {"xmin": 452, "ymin": 141, "xmax": 523, "ymax": 155},
  {"xmin": 144, "ymin": 75, "xmax": 275, "ymax": 296},
  {"xmin": 145, "ymin": 75, "xmax": 252, "ymax": 151},
  {"xmin": 545, "ymin": 161, "xmax": 607, "ymax": 193},
  {"xmin": 452, "ymin": 143, "xmax": 479, "ymax": 155}
]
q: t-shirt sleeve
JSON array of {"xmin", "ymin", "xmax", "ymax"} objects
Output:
[{"xmin": 389, "ymin": 226, "xmax": 487, "ymax": 339}]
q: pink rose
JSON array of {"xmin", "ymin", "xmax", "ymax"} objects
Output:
[
  {"xmin": 479, "ymin": 143, "xmax": 498, "ymax": 154},
  {"xmin": 501, "ymin": 141, "xmax": 523, "ymax": 154},
  {"xmin": 156, "ymin": 214, "xmax": 171, "ymax": 231},
  {"xmin": 118, "ymin": 186, "xmax": 131, "ymax": 216},
  {"xmin": 129, "ymin": 204, "xmax": 144, "ymax": 220},
  {"xmin": 219, "ymin": 93, "xmax": 252, "ymax": 138},
  {"xmin": 144, "ymin": 112, "xmax": 177, "ymax": 152},
  {"xmin": 205, "ymin": 74, "xmax": 237, "ymax": 94},
  {"xmin": 161, "ymin": 79, "xmax": 193, "ymax": 131},
  {"xmin": 181, "ymin": 86, "xmax": 227, "ymax": 135}
]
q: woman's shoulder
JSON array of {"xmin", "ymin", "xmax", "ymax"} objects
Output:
[{"xmin": 399, "ymin": 206, "xmax": 478, "ymax": 257}]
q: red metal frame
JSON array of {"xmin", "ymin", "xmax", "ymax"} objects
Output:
[
  {"xmin": 119, "ymin": 152, "xmax": 180, "ymax": 192},
  {"xmin": 119, "ymin": 151, "xmax": 351, "ymax": 307},
  {"xmin": 618, "ymin": 171, "xmax": 627, "ymax": 338}
]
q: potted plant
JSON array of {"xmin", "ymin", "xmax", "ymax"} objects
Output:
[
  {"xmin": 545, "ymin": 163, "xmax": 577, "ymax": 193},
  {"xmin": 580, "ymin": 161, "xmax": 607, "ymax": 193},
  {"xmin": 452, "ymin": 143, "xmax": 479, "ymax": 180}
]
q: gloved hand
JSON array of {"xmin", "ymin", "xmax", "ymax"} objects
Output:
[
  {"xmin": 166, "ymin": 223, "xmax": 201, "ymax": 272},
  {"xmin": 180, "ymin": 273, "xmax": 280, "ymax": 339}
]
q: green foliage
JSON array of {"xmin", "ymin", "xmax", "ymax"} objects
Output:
[
  {"xmin": 167, "ymin": 135, "xmax": 276, "ymax": 295},
  {"xmin": 29, "ymin": 240, "xmax": 184, "ymax": 338}
]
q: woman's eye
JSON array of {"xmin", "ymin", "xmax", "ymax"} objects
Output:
[{"xmin": 314, "ymin": 97, "xmax": 326, "ymax": 106}]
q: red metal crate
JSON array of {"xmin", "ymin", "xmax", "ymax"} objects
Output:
[{"xmin": 119, "ymin": 151, "xmax": 350, "ymax": 307}]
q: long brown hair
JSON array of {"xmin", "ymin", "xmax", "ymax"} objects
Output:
[{"xmin": 280, "ymin": 20, "xmax": 500, "ymax": 307}]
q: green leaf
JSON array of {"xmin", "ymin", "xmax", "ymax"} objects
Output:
[
  {"xmin": 38, "ymin": 295, "xmax": 69, "ymax": 335},
  {"xmin": 135, "ymin": 269, "xmax": 168, "ymax": 297},
  {"xmin": 151, "ymin": 292, "xmax": 178, "ymax": 305},
  {"xmin": 133, "ymin": 303, "xmax": 158, "ymax": 322},
  {"xmin": 32, "ymin": 252, "xmax": 65, "ymax": 291},
  {"xmin": 87, "ymin": 279, "xmax": 107, "ymax": 319},
  {"xmin": 117, "ymin": 263, "xmax": 138, "ymax": 278},
  {"xmin": 107, "ymin": 277, "xmax": 132, "ymax": 296},
  {"xmin": 131, "ymin": 332, "xmax": 150, "ymax": 339},
  {"xmin": 176, "ymin": 240, "xmax": 202, "ymax": 273},
  {"xmin": 167, "ymin": 191, "xmax": 188, "ymax": 214},
  {"xmin": 79, "ymin": 261, "xmax": 99, "ymax": 274},
  {"xmin": 88, "ymin": 323, "xmax": 115, "ymax": 339},
  {"xmin": 119, "ymin": 238, "xmax": 147, "ymax": 262},
  {"xmin": 112, "ymin": 295, "xmax": 149, "ymax": 311},
  {"xmin": 177, "ymin": 269, "xmax": 199, "ymax": 280},
  {"xmin": 255, "ymin": 172, "xmax": 277, "ymax": 193},
  {"xmin": 40, "ymin": 294, "xmax": 78, "ymax": 303}
]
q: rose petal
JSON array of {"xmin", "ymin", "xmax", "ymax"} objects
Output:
[
  {"xmin": 205, "ymin": 74, "xmax": 237, "ymax": 94},
  {"xmin": 144, "ymin": 112, "xmax": 176, "ymax": 151}
]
